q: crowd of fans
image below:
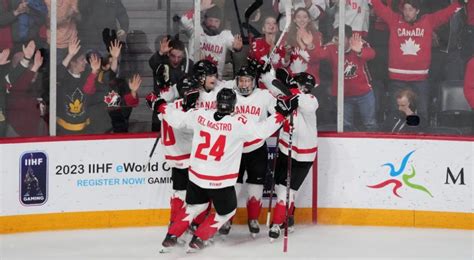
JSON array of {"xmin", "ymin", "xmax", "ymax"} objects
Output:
[{"xmin": 0, "ymin": 0, "xmax": 473, "ymax": 137}]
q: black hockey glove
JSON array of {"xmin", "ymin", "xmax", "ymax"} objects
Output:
[
  {"xmin": 155, "ymin": 64, "xmax": 171, "ymax": 89},
  {"xmin": 275, "ymin": 68, "xmax": 297, "ymax": 88},
  {"xmin": 275, "ymin": 95, "xmax": 299, "ymax": 117},
  {"xmin": 183, "ymin": 89, "xmax": 200, "ymax": 111}
]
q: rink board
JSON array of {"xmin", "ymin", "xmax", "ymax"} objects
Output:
[
  {"xmin": 317, "ymin": 133, "xmax": 474, "ymax": 230},
  {"xmin": 0, "ymin": 134, "xmax": 314, "ymax": 233},
  {"xmin": 1, "ymin": 133, "xmax": 473, "ymax": 233}
]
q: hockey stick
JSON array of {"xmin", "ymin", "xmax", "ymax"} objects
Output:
[
  {"xmin": 244, "ymin": 0, "xmax": 263, "ymax": 42},
  {"xmin": 232, "ymin": 0, "xmax": 247, "ymax": 43},
  {"xmin": 283, "ymin": 114, "xmax": 294, "ymax": 253},
  {"xmin": 266, "ymin": 132, "xmax": 280, "ymax": 227},
  {"xmin": 147, "ymin": 133, "xmax": 161, "ymax": 164},
  {"xmin": 265, "ymin": 0, "xmax": 292, "ymax": 67}
]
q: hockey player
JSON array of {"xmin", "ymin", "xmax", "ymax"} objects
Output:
[
  {"xmin": 156, "ymin": 88, "xmax": 298, "ymax": 252},
  {"xmin": 146, "ymin": 59, "xmax": 232, "ymax": 232},
  {"xmin": 219, "ymin": 66, "xmax": 277, "ymax": 237},
  {"xmin": 180, "ymin": 0, "xmax": 243, "ymax": 79},
  {"xmin": 261, "ymin": 70, "xmax": 319, "ymax": 240}
]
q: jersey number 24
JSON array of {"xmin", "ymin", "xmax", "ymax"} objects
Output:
[{"xmin": 195, "ymin": 131, "xmax": 226, "ymax": 161}]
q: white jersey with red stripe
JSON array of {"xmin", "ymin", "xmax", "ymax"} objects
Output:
[
  {"xmin": 278, "ymin": 90, "xmax": 319, "ymax": 162},
  {"xmin": 158, "ymin": 99, "xmax": 193, "ymax": 169},
  {"xmin": 162, "ymin": 107, "xmax": 283, "ymax": 189},
  {"xmin": 235, "ymin": 88, "xmax": 277, "ymax": 153}
]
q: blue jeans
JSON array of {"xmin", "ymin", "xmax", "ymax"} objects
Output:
[
  {"xmin": 388, "ymin": 80, "xmax": 430, "ymax": 120},
  {"xmin": 344, "ymin": 90, "xmax": 377, "ymax": 131}
]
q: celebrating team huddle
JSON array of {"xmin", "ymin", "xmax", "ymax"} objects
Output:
[{"xmin": 146, "ymin": 58, "xmax": 318, "ymax": 253}]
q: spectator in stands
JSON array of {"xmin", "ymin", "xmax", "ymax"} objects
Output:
[
  {"xmin": 0, "ymin": 1, "xmax": 25, "ymax": 50},
  {"xmin": 330, "ymin": 0, "xmax": 370, "ymax": 38},
  {"xmin": 276, "ymin": 0, "xmax": 328, "ymax": 31},
  {"xmin": 78, "ymin": 0, "xmax": 129, "ymax": 52},
  {"xmin": 180, "ymin": 0, "xmax": 243, "ymax": 79},
  {"xmin": 248, "ymin": 16, "xmax": 287, "ymax": 70},
  {"xmin": 381, "ymin": 88, "xmax": 426, "ymax": 133},
  {"xmin": 105, "ymin": 75, "xmax": 141, "ymax": 133},
  {"xmin": 148, "ymin": 35, "xmax": 194, "ymax": 132},
  {"xmin": 5, "ymin": 41, "xmax": 48, "ymax": 136},
  {"xmin": 370, "ymin": 0, "xmax": 463, "ymax": 122},
  {"xmin": 45, "ymin": 0, "xmax": 79, "ymax": 61},
  {"xmin": 56, "ymin": 37, "xmax": 95, "ymax": 135},
  {"xmin": 84, "ymin": 39, "xmax": 139, "ymax": 134},
  {"xmin": 316, "ymin": 25, "xmax": 377, "ymax": 131},
  {"xmin": 286, "ymin": 7, "xmax": 323, "ymax": 86},
  {"xmin": 0, "ymin": 0, "xmax": 47, "ymax": 51},
  {"xmin": 464, "ymin": 56, "xmax": 474, "ymax": 109}
]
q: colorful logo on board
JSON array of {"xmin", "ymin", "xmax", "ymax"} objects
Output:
[
  {"xmin": 367, "ymin": 150, "xmax": 433, "ymax": 198},
  {"xmin": 20, "ymin": 152, "xmax": 48, "ymax": 206}
]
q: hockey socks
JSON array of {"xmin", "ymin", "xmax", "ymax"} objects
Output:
[
  {"xmin": 194, "ymin": 209, "xmax": 236, "ymax": 241},
  {"xmin": 169, "ymin": 190, "xmax": 186, "ymax": 224}
]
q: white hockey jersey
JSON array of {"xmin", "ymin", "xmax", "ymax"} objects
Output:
[
  {"xmin": 234, "ymin": 88, "xmax": 277, "ymax": 153},
  {"xmin": 260, "ymin": 72, "xmax": 319, "ymax": 162},
  {"xmin": 332, "ymin": 0, "xmax": 370, "ymax": 33},
  {"xmin": 162, "ymin": 108, "xmax": 283, "ymax": 189},
  {"xmin": 278, "ymin": 89, "xmax": 319, "ymax": 162},
  {"xmin": 181, "ymin": 9, "xmax": 235, "ymax": 79},
  {"xmin": 158, "ymin": 99, "xmax": 193, "ymax": 169}
]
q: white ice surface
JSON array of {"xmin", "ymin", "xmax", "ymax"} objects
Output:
[{"xmin": 1, "ymin": 225, "xmax": 473, "ymax": 260}]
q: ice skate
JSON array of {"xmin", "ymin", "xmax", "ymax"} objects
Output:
[
  {"xmin": 159, "ymin": 234, "xmax": 179, "ymax": 253},
  {"xmin": 248, "ymin": 219, "xmax": 260, "ymax": 238},
  {"xmin": 218, "ymin": 220, "xmax": 232, "ymax": 235},
  {"xmin": 268, "ymin": 223, "xmax": 281, "ymax": 242},
  {"xmin": 186, "ymin": 235, "xmax": 210, "ymax": 253}
]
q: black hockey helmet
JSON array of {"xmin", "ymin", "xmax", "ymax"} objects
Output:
[
  {"xmin": 235, "ymin": 66, "xmax": 257, "ymax": 96},
  {"xmin": 193, "ymin": 60, "xmax": 218, "ymax": 88},
  {"xmin": 293, "ymin": 72, "xmax": 317, "ymax": 93},
  {"xmin": 177, "ymin": 76, "xmax": 199, "ymax": 98},
  {"xmin": 216, "ymin": 88, "xmax": 237, "ymax": 114}
]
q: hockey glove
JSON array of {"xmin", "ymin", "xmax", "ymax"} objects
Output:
[
  {"xmin": 155, "ymin": 64, "xmax": 171, "ymax": 89},
  {"xmin": 145, "ymin": 91, "xmax": 159, "ymax": 111},
  {"xmin": 275, "ymin": 95, "xmax": 299, "ymax": 117},
  {"xmin": 154, "ymin": 99, "xmax": 167, "ymax": 114},
  {"xmin": 275, "ymin": 68, "xmax": 298, "ymax": 89},
  {"xmin": 183, "ymin": 89, "xmax": 200, "ymax": 111}
]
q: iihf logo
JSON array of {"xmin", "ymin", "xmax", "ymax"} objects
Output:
[{"xmin": 20, "ymin": 152, "xmax": 48, "ymax": 206}]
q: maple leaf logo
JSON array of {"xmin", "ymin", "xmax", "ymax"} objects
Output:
[
  {"xmin": 203, "ymin": 54, "xmax": 218, "ymax": 65},
  {"xmin": 104, "ymin": 90, "xmax": 121, "ymax": 107},
  {"xmin": 293, "ymin": 48, "xmax": 310, "ymax": 62},
  {"xmin": 271, "ymin": 52, "xmax": 281, "ymax": 65},
  {"xmin": 290, "ymin": 57, "xmax": 307, "ymax": 73},
  {"xmin": 400, "ymin": 37, "xmax": 420, "ymax": 56}
]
